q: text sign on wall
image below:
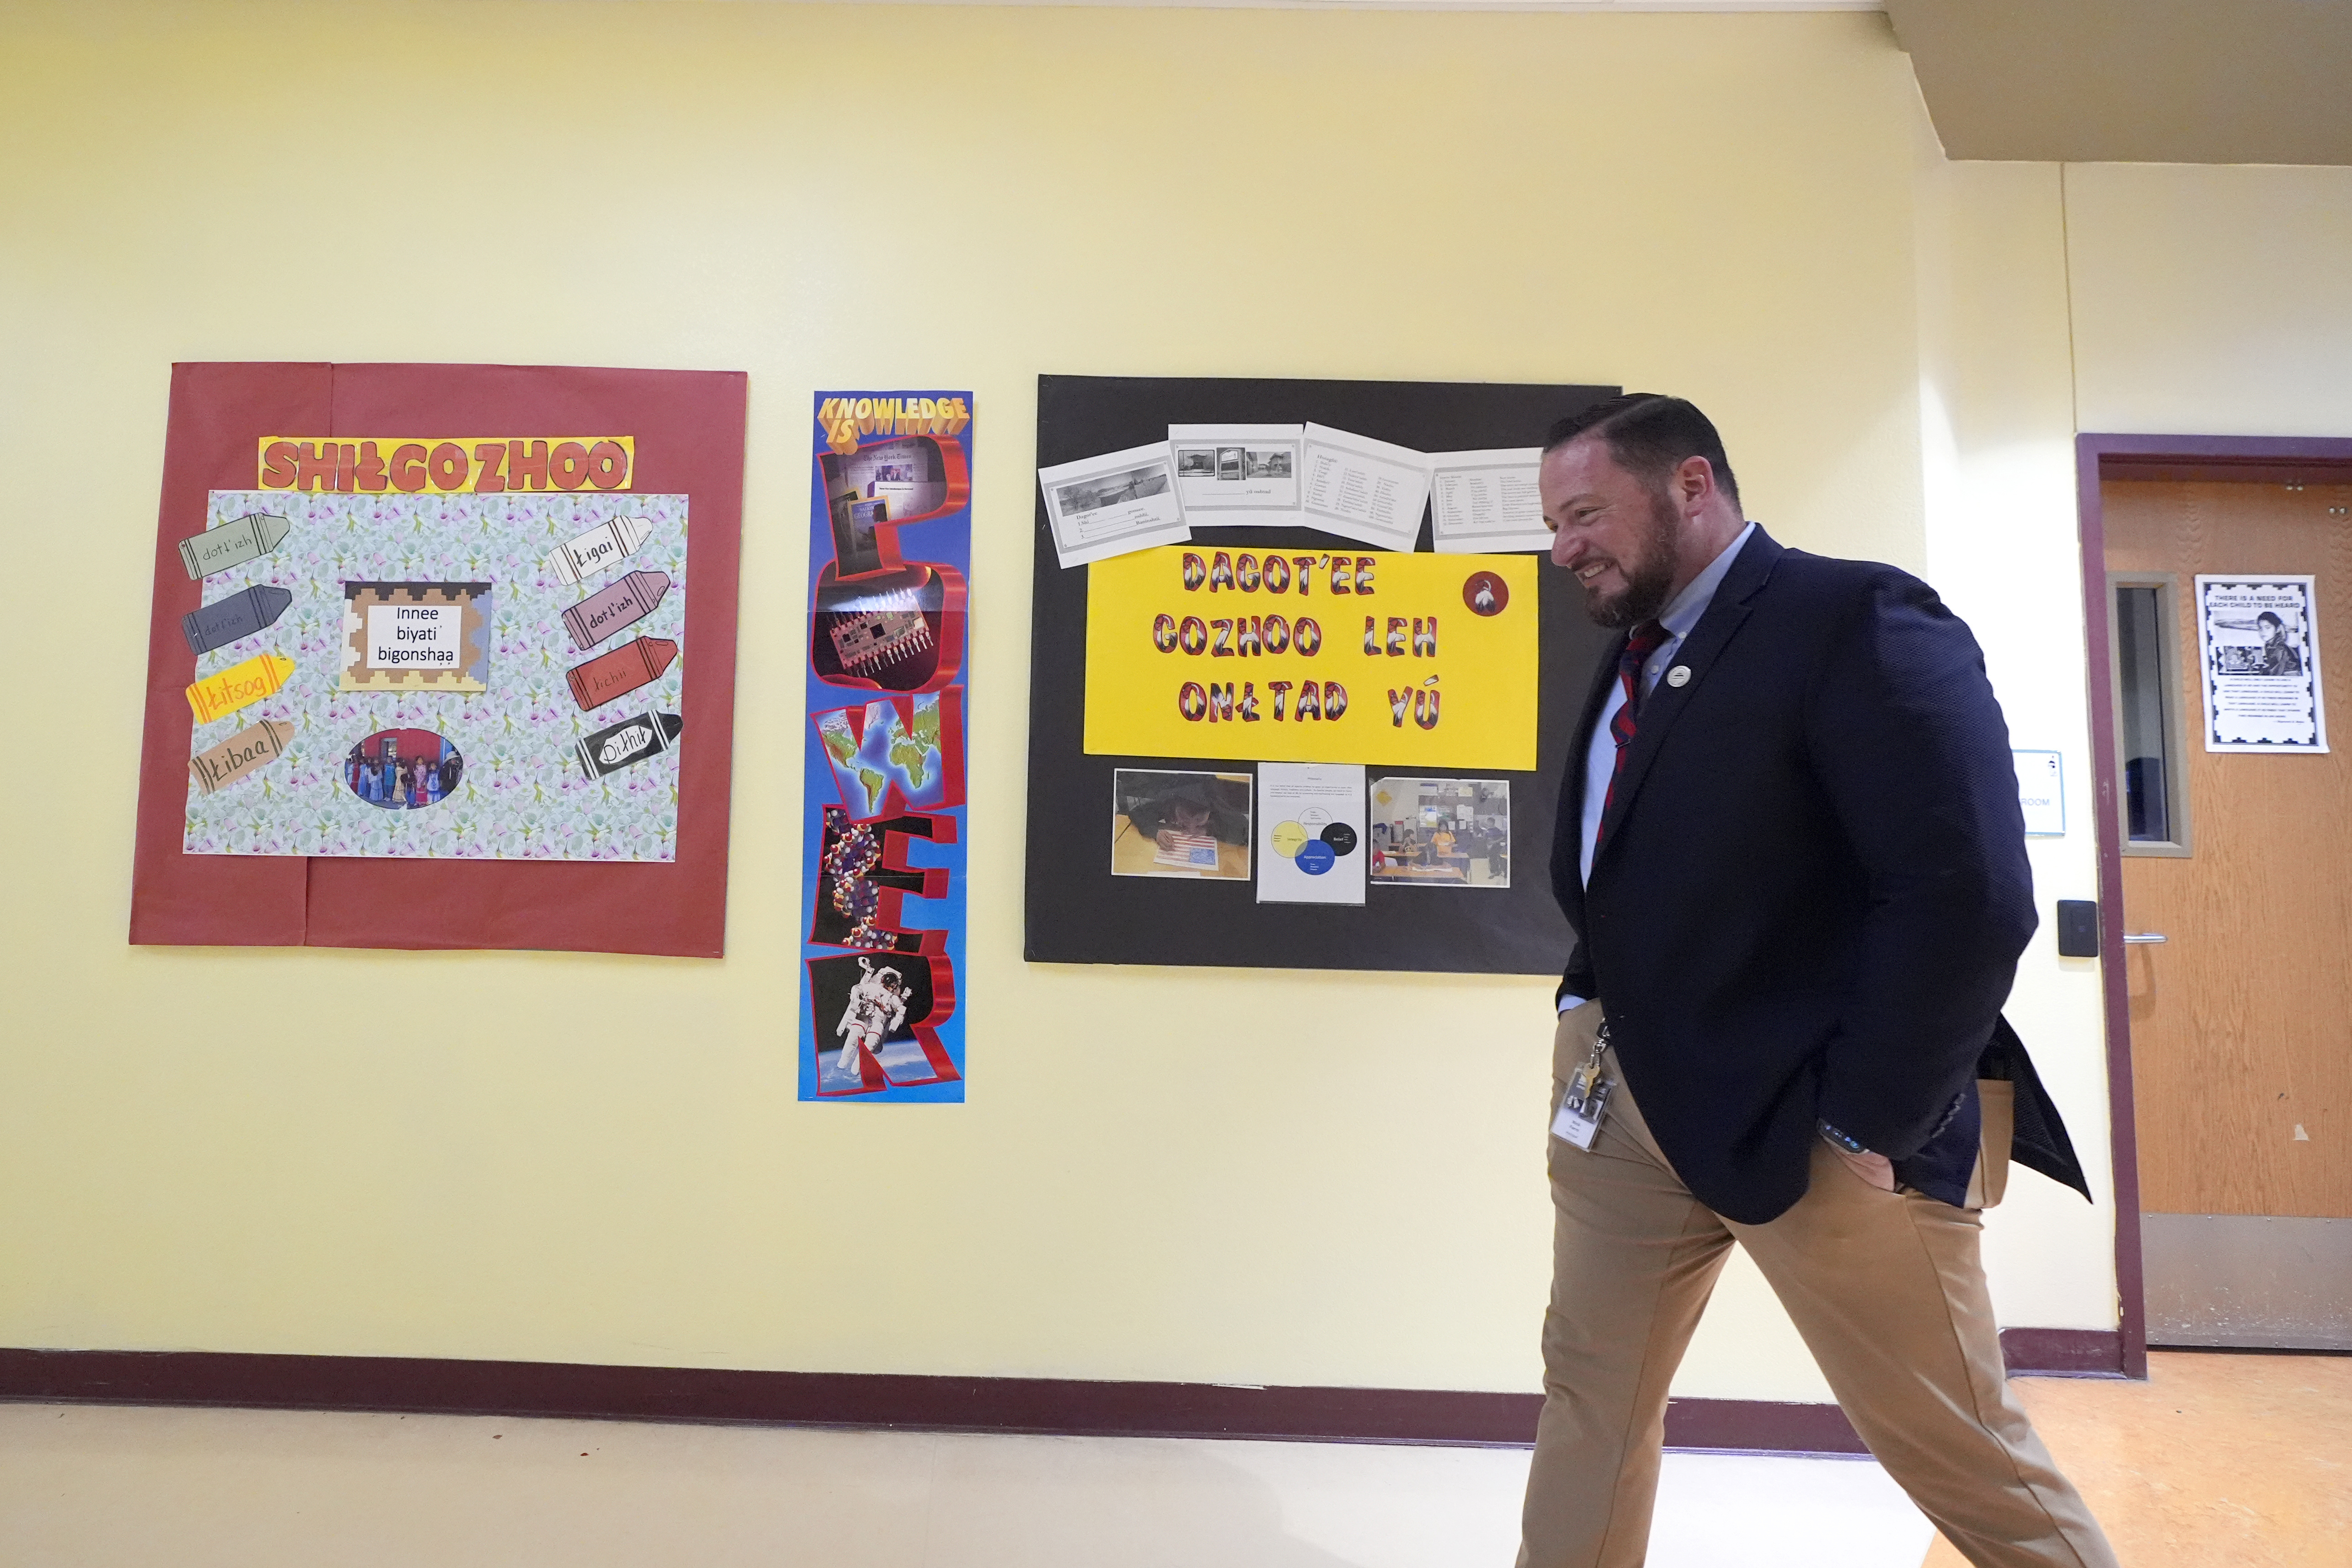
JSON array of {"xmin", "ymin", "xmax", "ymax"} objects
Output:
[
  {"xmin": 2011, "ymin": 749, "xmax": 2065, "ymax": 836},
  {"xmin": 257, "ymin": 436, "xmax": 636, "ymax": 494},
  {"xmin": 1083, "ymin": 547, "xmax": 1539, "ymax": 769}
]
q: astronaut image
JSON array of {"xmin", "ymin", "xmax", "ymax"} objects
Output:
[{"xmin": 834, "ymin": 957, "xmax": 908, "ymax": 1079}]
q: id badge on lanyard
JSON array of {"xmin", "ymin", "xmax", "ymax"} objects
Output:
[{"xmin": 1550, "ymin": 1024, "xmax": 1616, "ymax": 1152}]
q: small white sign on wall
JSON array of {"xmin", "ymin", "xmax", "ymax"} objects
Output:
[{"xmin": 2012, "ymin": 750, "xmax": 2064, "ymax": 836}]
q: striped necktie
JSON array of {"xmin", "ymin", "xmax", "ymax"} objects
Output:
[{"xmin": 1600, "ymin": 619, "xmax": 1671, "ymax": 831}]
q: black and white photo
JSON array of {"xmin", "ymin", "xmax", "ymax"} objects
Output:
[
  {"xmin": 1169, "ymin": 423, "xmax": 1305, "ymax": 525},
  {"xmin": 1037, "ymin": 441, "xmax": 1189, "ymax": 567}
]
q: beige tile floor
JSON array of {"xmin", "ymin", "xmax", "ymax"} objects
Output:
[
  {"xmin": 1923, "ymin": 1351, "xmax": 2352, "ymax": 1568},
  {"xmin": 0, "ymin": 1351, "xmax": 2341, "ymax": 1567}
]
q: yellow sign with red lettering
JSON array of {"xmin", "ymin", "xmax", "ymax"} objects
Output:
[{"xmin": 1083, "ymin": 547, "xmax": 1539, "ymax": 768}]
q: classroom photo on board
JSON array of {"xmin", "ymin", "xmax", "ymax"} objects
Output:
[
  {"xmin": 343, "ymin": 729, "xmax": 462, "ymax": 813},
  {"xmin": 1368, "ymin": 776, "xmax": 1510, "ymax": 888},
  {"xmin": 1110, "ymin": 769, "xmax": 1252, "ymax": 881}
]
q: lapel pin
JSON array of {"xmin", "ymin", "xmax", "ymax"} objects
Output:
[{"xmin": 1666, "ymin": 665, "xmax": 1692, "ymax": 688}]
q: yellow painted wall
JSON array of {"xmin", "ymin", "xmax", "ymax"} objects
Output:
[
  {"xmin": 1911, "ymin": 140, "xmax": 2119, "ymax": 1328},
  {"xmin": 2064, "ymin": 163, "xmax": 2352, "ymax": 437},
  {"xmin": 29, "ymin": 0, "xmax": 2340, "ymax": 1405}
]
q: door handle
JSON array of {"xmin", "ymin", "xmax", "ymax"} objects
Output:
[{"xmin": 2122, "ymin": 933, "xmax": 2168, "ymax": 944}]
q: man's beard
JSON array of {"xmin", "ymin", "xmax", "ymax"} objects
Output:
[{"xmin": 1579, "ymin": 487, "xmax": 1682, "ymax": 629}]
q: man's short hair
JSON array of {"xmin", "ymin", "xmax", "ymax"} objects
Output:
[{"xmin": 1543, "ymin": 394, "xmax": 1741, "ymax": 512}]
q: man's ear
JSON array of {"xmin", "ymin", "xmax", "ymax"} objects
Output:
[{"xmin": 1675, "ymin": 454, "xmax": 1717, "ymax": 509}]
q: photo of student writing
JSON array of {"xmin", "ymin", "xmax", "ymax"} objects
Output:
[
  {"xmin": 1368, "ymin": 776, "xmax": 1511, "ymax": 887},
  {"xmin": 1110, "ymin": 769, "xmax": 1252, "ymax": 879}
]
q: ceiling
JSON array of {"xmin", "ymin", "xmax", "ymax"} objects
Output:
[{"xmin": 1887, "ymin": 0, "xmax": 2352, "ymax": 165}]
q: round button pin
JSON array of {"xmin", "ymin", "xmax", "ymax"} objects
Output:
[{"xmin": 1666, "ymin": 665, "xmax": 1692, "ymax": 687}]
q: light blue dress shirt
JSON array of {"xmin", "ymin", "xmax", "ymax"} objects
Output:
[{"xmin": 1560, "ymin": 521, "xmax": 1756, "ymax": 1014}]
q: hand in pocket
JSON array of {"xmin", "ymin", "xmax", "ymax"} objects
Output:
[{"xmin": 1829, "ymin": 1143, "xmax": 1896, "ymax": 1192}]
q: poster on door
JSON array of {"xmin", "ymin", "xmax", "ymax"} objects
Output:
[{"xmin": 2195, "ymin": 575, "xmax": 2327, "ymax": 753}]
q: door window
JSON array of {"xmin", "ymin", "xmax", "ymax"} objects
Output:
[{"xmin": 2111, "ymin": 576, "xmax": 2192, "ymax": 855}]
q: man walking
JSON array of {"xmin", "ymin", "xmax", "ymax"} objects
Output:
[{"xmin": 1526, "ymin": 394, "xmax": 2117, "ymax": 1568}]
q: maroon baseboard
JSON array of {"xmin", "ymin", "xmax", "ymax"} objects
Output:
[
  {"xmin": 1665, "ymin": 1397, "xmax": 1865, "ymax": 1455},
  {"xmin": 1999, "ymin": 1327, "xmax": 2126, "ymax": 1378},
  {"xmin": 0, "ymin": 1332, "xmax": 2121, "ymax": 1455},
  {"xmin": 0, "ymin": 1350, "xmax": 1536, "ymax": 1445}
]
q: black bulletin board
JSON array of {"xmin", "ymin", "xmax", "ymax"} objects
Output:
[{"xmin": 1024, "ymin": 375, "xmax": 1618, "ymax": 975}]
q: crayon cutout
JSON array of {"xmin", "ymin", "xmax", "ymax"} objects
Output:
[
  {"xmin": 566, "ymin": 634, "xmax": 677, "ymax": 712},
  {"xmin": 561, "ymin": 569, "xmax": 672, "ymax": 651},
  {"xmin": 547, "ymin": 515, "xmax": 652, "ymax": 587},
  {"xmin": 182, "ymin": 584, "xmax": 294, "ymax": 656},
  {"xmin": 178, "ymin": 511, "xmax": 291, "ymax": 580},
  {"xmin": 576, "ymin": 710, "xmax": 683, "ymax": 779},
  {"xmin": 186, "ymin": 650, "xmax": 296, "ymax": 726},
  {"xmin": 188, "ymin": 718, "xmax": 294, "ymax": 797}
]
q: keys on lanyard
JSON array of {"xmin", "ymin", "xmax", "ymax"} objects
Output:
[{"xmin": 1552, "ymin": 1021, "xmax": 1616, "ymax": 1152}]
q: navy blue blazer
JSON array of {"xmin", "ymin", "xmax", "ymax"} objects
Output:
[{"xmin": 1550, "ymin": 526, "xmax": 2081, "ymax": 1224}]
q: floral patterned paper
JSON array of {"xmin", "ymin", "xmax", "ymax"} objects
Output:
[{"xmin": 182, "ymin": 490, "xmax": 688, "ymax": 861}]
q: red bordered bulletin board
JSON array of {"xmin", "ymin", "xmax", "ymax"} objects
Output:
[{"xmin": 129, "ymin": 362, "xmax": 746, "ymax": 957}]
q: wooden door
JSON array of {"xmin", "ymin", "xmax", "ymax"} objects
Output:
[{"xmin": 2103, "ymin": 480, "xmax": 2352, "ymax": 1222}]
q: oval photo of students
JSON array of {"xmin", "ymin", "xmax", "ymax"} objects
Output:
[{"xmin": 345, "ymin": 727, "xmax": 463, "ymax": 811}]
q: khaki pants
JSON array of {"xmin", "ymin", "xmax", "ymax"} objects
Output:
[{"xmin": 1521, "ymin": 1011, "xmax": 2117, "ymax": 1568}]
